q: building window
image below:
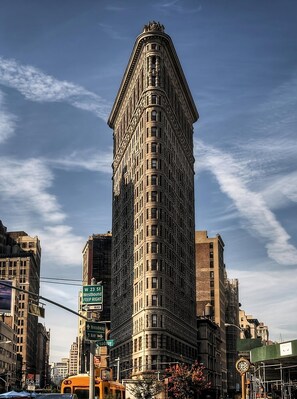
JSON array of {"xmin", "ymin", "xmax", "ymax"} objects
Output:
[
  {"xmin": 151, "ymin": 259, "xmax": 158, "ymax": 270},
  {"xmin": 151, "ymin": 208, "xmax": 157, "ymax": 218},
  {"xmin": 151, "ymin": 142, "xmax": 157, "ymax": 152},
  {"xmin": 151, "ymin": 127, "xmax": 157, "ymax": 136},
  {"xmin": 151, "ymin": 225, "xmax": 158, "ymax": 236},
  {"xmin": 151, "ymin": 355, "xmax": 158, "ymax": 369},
  {"xmin": 151, "ymin": 334, "xmax": 158, "ymax": 348},
  {"xmin": 151, "ymin": 175, "xmax": 157, "ymax": 185},
  {"xmin": 151, "ymin": 191, "xmax": 158, "ymax": 202},
  {"xmin": 151, "ymin": 110, "xmax": 157, "ymax": 121},
  {"xmin": 152, "ymin": 295, "xmax": 158, "ymax": 305},
  {"xmin": 151, "ymin": 315, "xmax": 157, "ymax": 328},
  {"xmin": 151, "ymin": 242, "xmax": 158, "ymax": 253},
  {"xmin": 151, "ymin": 159, "xmax": 157, "ymax": 169},
  {"xmin": 152, "ymin": 277, "xmax": 158, "ymax": 288}
]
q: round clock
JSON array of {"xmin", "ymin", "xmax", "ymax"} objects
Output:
[{"xmin": 236, "ymin": 358, "xmax": 250, "ymax": 374}]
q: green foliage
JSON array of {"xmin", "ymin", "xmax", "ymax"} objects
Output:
[
  {"xmin": 166, "ymin": 361, "xmax": 211, "ymax": 399},
  {"xmin": 126, "ymin": 373, "xmax": 164, "ymax": 399}
]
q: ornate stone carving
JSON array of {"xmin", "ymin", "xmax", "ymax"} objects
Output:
[{"xmin": 143, "ymin": 21, "xmax": 165, "ymax": 33}]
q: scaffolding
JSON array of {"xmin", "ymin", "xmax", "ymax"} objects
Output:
[{"xmin": 249, "ymin": 340, "xmax": 297, "ymax": 399}]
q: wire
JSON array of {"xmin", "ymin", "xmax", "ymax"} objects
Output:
[
  {"xmin": 40, "ymin": 280, "xmax": 81, "ymax": 287},
  {"xmin": 41, "ymin": 277, "xmax": 82, "ymax": 282},
  {"xmin": 40, "ymin": 280, "xmax": 82, "ymax": 287}
]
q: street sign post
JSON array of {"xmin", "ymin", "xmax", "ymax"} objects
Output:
[
  {"xmin": 86, "ymin": 321, "xmax": 105, "ymax": 341},
  {"xmin": 83, "ymin": 285, "xmax": 103, "ymax": 305}
]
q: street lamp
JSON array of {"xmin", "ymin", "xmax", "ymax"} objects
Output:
[
  {"xmin": 225, "ymin": 324, "xmax": 251, "ymax": 399},
  {"xmin": 225, "ymin": 323, "xmax": 246, "ymax": 338},
  {"xmin": 225, "ymin": 323, "xmax": 242, "ymax": 331}
]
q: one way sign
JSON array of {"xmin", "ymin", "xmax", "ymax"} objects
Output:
[{"xmin": 86, "ymin": 321, "xmax": 105, "ymax": 341}]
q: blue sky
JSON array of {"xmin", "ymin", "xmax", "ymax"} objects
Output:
[{"xmin": 0, "ymin": 0, "xmax": 296, "ymax": 362}]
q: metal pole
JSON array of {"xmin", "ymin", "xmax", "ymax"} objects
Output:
[
  {"xmin": 242, "ymin": 373, "xmax": 246, "ymax": 399},
  {"xmin": 115, "ymin": 357, "xmax": 120, "ymax": 382},
  {"xmin": 263, "ymin": 363, "xmax": 266, "ymax": 397},
  {"xmin": 0, "ymin": 377, "xmax": 8, "ymax": 392},
  {"xmin": 280, "ymin": 363, "xmax": 283, "ymax": 399},
  {"xmin": 89, "ymin": 278, "xmax": 96, "ymax": 399},
  {"xmin": 0, "ymin": 280, "xmax": 88, "ymax": 320},
  {"xmin": 89, "ymin": 342, "xmax": 95, "ymax": 399}
]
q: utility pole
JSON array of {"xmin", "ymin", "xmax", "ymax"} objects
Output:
[{"xmin": 89, "ymin": 277, "xmax": 96, "ymax": 399}]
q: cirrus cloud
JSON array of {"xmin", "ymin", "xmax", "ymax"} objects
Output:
[
  {"xmin": 0, "ymin": 57, "xmax": 111, "ymax": 121},
  {"xmin": 195, "ymin": 139, "xmax": 297, "ymax": 266}
]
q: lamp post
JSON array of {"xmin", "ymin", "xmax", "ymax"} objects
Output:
[{"xmin": 225, "ymin": 324, "xmax": 247, "ymax": 397}]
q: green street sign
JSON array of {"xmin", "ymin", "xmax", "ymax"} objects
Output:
[
  {"xmin": 96, "ymin": 340, "xmax": 108, "ymax": 347},
  {"xmin": 86, "ymin": 321, "xmax": 105, "ymax": 341},
  {"xmin": 96, "ymin": 339, "xmax": 115, "ymax": 347},
  {"xmin": 83, "ymin": 285, "xmax": 103, "ymax": 304}
]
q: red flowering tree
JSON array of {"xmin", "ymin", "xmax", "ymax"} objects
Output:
[{"xmin": 166, "ymin": 361, "xmax": 211, "ymax": 399}]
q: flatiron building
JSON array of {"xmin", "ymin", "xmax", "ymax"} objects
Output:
[{"xmin": 108, "ymin": 22, "xmax": 198, "ymax": 377}]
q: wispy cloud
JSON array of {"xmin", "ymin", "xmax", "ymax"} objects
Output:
[
  {"xmin": 0, "ymin": 57, "xmax": 111, "ymax": 121},
  {"xmin": 98, "ymin": 23, "xmax": 128, "ymax": 41},
  {"xmin": 0, "ymin": 157, "xmax": 65, "ymax": 223},
  {"xmin": 105, "ymin": 5, "xmax": 125, "ymax": 12},
  {"xmin": 230, "ymin": 268, "xmax": 297, "ymax": 341},
  {"xmin": 157, "ymin": 0, "xmax": 202, "ymax": 14},
  {"xmin": 35, "ymin": 225, "xmax": 85, "ymax": 266},
  {"xmin": 0, "ymin": 157, "xmax": 84, "ymax": 266},
  {"xmin": 253, "ymin": 74, "xmax": 297, "ymax": 138},
  {"xmin": 261, "ymin": 171, "xmax": 297, "ymax": 208},
  {"xmin": 46, "ymin": 149, "xmax": 113, "ymax": 174},
  {"xmin": 0, "ymin": 90, "xmax": 16, "ymax": 143},
  {"xmin": 195, "ymin": 139, "xmax": 297, "ymax": 266},
  {"xmin": 232, "ymin": 137, "xmax": 297, "ymax": 209}
]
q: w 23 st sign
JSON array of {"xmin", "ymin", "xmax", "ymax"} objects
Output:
[{"xmin": 82, "ymin": 285, "xmax": 103, "ymax": 304}]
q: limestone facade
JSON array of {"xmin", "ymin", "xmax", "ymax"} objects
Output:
[{"xmin": 108, "ymin": 22, "xmax": 198, "ymax": 377}]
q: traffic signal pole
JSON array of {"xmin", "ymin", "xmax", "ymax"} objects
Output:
[
  {"xmin": 89, "ymin": 278, "xmax": 97, "ymax": 399},
  {"xmin": 0, "ymin": 280, "xmax": 88, "ymax": 320}
]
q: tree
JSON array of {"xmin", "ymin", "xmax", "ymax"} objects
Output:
[
  {"xmin": 126, "ymin": 373, "xmax": 164, "ymax": 399},
  {"xmin": 166, "ymin": 361, "xmax": 211, "ymax": 399}
]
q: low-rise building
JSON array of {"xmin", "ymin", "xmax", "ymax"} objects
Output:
[{"xmin": 197, "ymin": 316, "xmax": 222, "ymax": 398}]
